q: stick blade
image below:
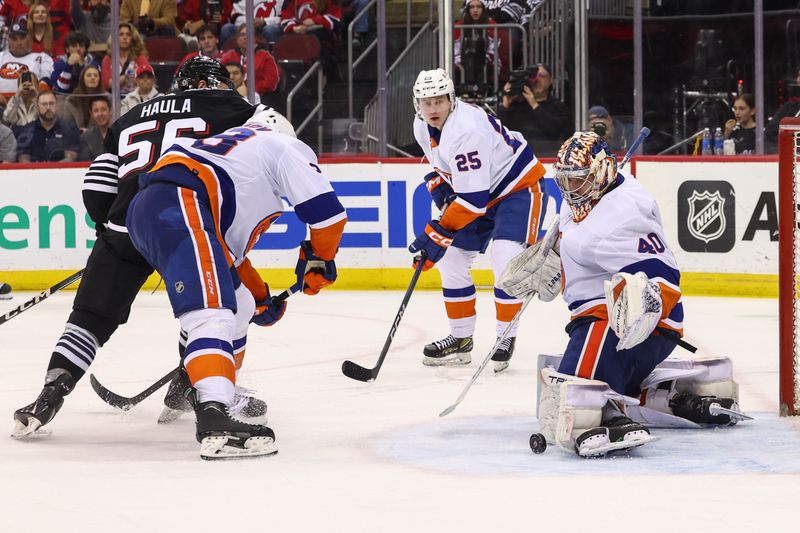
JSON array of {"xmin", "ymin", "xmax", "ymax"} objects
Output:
[
  {"xmin": 89, "ymin": 374, "xmax": 135, "ymax": 411},
  {"xmin": 341, "ymin": 360, "xmax": 376, "ymax": 382},
  {"xmin": 438, "ymin": 404, "xmax": 457, "ymax": 418}
]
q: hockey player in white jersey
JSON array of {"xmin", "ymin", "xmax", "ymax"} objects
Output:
[
  {"xmin": 409, "ymin": 68, "xmax": 547, "ymax": 372},
  {"xmin": 499, "ymin": 131, "xmax": 747, "ymax": 457},
  {"xmin": 126, "ymin": 110, "xmax": 347, "ymax": 459}
]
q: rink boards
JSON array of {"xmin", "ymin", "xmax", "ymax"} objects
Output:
[{"xmin": 0, "ymin": 156, "xmax": 780, "ymax": 296}]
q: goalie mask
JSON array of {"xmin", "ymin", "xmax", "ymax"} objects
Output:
[
  {"xmin": 412, "ymin": 68, "xmax": 456, "ymax": 120},
  {"xmin": 171, "ymin": 56, "xmax": 234, "ymax": 93},
  {"xmin": 553, "ymin": 131, "xmax": 618, "ymax": 222}
]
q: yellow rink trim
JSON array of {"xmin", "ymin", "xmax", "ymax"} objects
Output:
[{"xmin": 0, "ymin": 269, "xmax": 780, "ymax": 297}]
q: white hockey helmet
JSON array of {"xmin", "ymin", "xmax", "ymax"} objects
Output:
[
  {"xmin": 249, "ymin": 108, "xmax": 297, "ymax": 138},
  {"xmin": 412, "ymin": 68, "xmax": 456, "ymax": 117}
]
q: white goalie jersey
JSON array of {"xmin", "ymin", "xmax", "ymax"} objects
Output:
[{"xmin": 559, "ymin": 172, "xmax": 684, "ymax": 335}]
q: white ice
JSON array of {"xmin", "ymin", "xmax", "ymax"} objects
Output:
[{"xmin": 0, "ymin": 290, "xmax": 797, "ymax": 532}]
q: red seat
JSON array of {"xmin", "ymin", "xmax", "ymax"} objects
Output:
[
  {"xmin": 271, "ymin": 34, "xmax": 320, "ymax": 67},
  {"xmin": 145, "ymin": 37, "xmax": 187, "ymax": 62}
]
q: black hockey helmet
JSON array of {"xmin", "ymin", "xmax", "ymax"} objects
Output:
[{"xmin": 171, "ymin": 56, "xmax": 233, "ymax": 93}]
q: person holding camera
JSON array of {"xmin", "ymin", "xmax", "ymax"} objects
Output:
[
  {"xmin": 16, "ymin": 90, "xmax": 80, "ymax": 162},
  {"xmin": 0, "ymin": 22, "xmax": 54, "ymax": 101},
  {"xmin": 3, "ymin": 71, "xmax": 39, "ymax": 131},
  {"xmin": 497, "ymin": 63, "xmax": 571, "ymax": 155},
  {"xmin": 455, "ymin": 0, "xmax": 499, "ymax": 95},
  {"xmin": 178, "ymin": 0, "xmax": 230, "ymax": 46},
  {"xmin": 120, "ymin": 0, "xmax": 179, "ymax": 37},
  {"xmin": 586, "ymin": 105, "xmax": 633, "ymax": 153}
]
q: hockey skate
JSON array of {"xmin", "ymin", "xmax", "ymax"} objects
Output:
[
  {"xmin": 491, "ymin": 337, "xmax": 516, "ymax": 373},
  {"xmin": 195, "ymin": 400, "xmax": 277, "ymax": 460},
  {"xmin": 423, "ymin": 335, "xmax": 473, "ymax": 366},
  {"xmin": 0, "ymin": 282, "xmax": 11, "ymax": 300},
  {"xmin": 669, "ymin": 392, "xmax": 752, "ymax": 425},
  {"xmin": 574, "ymin": 416, "xmax": 657, "ymax": 457},
  {"xmin": 12, "ymin": 369, "xmax": 75, "ymax": 438},
  {"xmin": 159, "ymin": 370, "xmax": 268, "ymax": 423}
]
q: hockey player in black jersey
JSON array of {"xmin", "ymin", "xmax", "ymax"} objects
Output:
[{"xmin": 12, "ymin": 57, "xmax": 271, "ymax": 439}]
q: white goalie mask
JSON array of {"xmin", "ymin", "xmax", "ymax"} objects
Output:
[
  {"xmin": 553, "ymin": 131, "xmax": 618, "ymax": 222},
  {"xmin": 412, "ymin": 68, "xmax": 456, "ymax": 118},
  {"xmin": 248, "ymin": 108, "xmax": 297, "ymax": 138}
]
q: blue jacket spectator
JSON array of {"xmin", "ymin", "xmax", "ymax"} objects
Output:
[
  {"xmin": 16, "ymin": 90, "xmax": 80, "ymax": 162},
  {"xmin": 51, "ymin": 32, "xmax": 101, "ymax": 94}
]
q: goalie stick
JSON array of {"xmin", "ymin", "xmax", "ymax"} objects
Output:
[
  {"xmin": 439, "ymin": 296, "xmax": 534, "ymax": 417},
  {"xmin": 91, "ymin": 287, "xmax": 297, "ymax": 411},
  {"xmin": 341, "ymin": 253, "xmax": 427, "ymax": 382},
  {"xmin": 0, "ymin": 269, "xmax": 84, "ymax": 326}
]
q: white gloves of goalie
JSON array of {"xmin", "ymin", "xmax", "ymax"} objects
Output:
[
  {"xmin": 604, "ymin": 272, "xmax": 663, "ymax": 351},
  {"xmin": 497, "ymin": 221, "xmax": 562, "ymax": 302}
]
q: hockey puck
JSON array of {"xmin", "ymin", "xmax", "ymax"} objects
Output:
[{"xmin": 529, "ymin": 432, "xmax": 547, "ymax": 454}]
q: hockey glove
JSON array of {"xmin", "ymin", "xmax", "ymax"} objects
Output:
[
  {"xmin": 498, "ymin": 219, "xmax": 561, "ymax": 300},
  {"xmin": 295, "ymin": 240, "xmax": 337, "ymax": 295},
  {"xmin": 408, "ymin": 220, "xmax": 454, "ymax": 271},
  {"xmin": 251, "ymin": 284, "xmax": 287, "ymax": 327},
  {"xmin": 604, "ymin": 272, "xmax": 663, "ymax": 351},
  {"xmin": 424, "ymin": 171, "xmax": 456, "ymax": 210}
]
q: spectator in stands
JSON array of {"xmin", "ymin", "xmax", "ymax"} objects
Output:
[
  {"xmin": 766, "ymin": 67, "xmax": 800, "ymax": 152},
  {"xmin": 101, "ymin": 22, "xmax": 149, "ymax": 97},
  {"xmin": 2, "ymin": 71, "xmax": 39, "ymax": 131},
  {"xmin": 586, "ymin": 104, "xmax": 633, "ymax": 153},
  {"xmin": 0, "ymin": 0, "xmax": 34, "ymax": 51},
  {"xmin": 223, "ymin": 60, "xmax": 260, "ymax": 103},
  {"xmin": 16, "ymin": 90, "xmax": 80, "ymax": 162},
  {"xmin": 219, "ymin": 23, "xmax": 279, "ymax": 95},
  {"xmin": 496, "ymin": 62, "xmax": 571, "ymax": 154},
  {"xmin": 120, "ymin": 63, "xmax": 162, "ymax": 114},
  {"xmin": 63, "ymin": 64, "xmax": 108, "ymax": 131},
  {"xmin": 70, "ymin": 0, "xmax": 112, "ymax": 46},
  {"xmin": 0, "ymin": 121, "xmax": 17, "ymax": 162},
  {"xmin": 178, "ymin": 0, "xmax": 231, "ymax": 45},
  {"xmin": 27, "ymin": 1, "xmax": 66, "ymax": 57},
  {"xmin": 454, "ymin": 0, "xmax": 499, "ymax": 91},
  {"xmin": 52, "ymin": 31, "xmax": 100, "ymax": 95},
  {"xmin": 343, "ymin": 0, "xmax": 371, "ymax": 48},
  {"xmin": 222, "ymin": 0, "xmax": 282, "ymax": 46},
  {"xmin": 120, "ymin": 0, "xmax": 179, "ymax": 37},
  {"xmin": 280, "ymin": 0, "xmax": 342, "ymax": 80},
  {"xmin": 79, "ymin": 94, "xmax": 111, "ymax": 160},
  {"xmin": 724, "ymin": 93, "xmax": 756, "ymax": 155},
  {"xmin": 178, "ymin": 24, "xmax": 222, "ymax": 67},
  {"xmin": 0, "ymin": 22, "xmax": 53, "ymax": 102}
]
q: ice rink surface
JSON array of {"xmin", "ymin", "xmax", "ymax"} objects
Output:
[{"xmin": 1, "ymin": 289, "xmax": 797, "ymax": 532}]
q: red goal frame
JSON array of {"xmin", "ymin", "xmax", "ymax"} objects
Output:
[{"xmin": 778, "ymin": 117, "xmax": 800, "ymax": 416}]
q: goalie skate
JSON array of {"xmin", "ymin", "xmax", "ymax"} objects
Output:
[
  {"xmin": 195, "ymin": 401, "xmax": 277, "ymax": 460},
  {"xmin": 669, "ymin": 393, "xmax": 749, "ymax": 426},
  {"xmin": 575, "ymin": 416, "xmax": 657, "ymax": 457}
]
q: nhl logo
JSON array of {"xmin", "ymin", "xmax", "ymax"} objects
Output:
[
  {"xmin": 687, "ymin": 190, "xmax": 726, "ymax": 243},
  {"xmin": 175, "ymin": 281, "xmax": 184, "ymax": 293}
]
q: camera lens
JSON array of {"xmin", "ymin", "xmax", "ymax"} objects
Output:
[{"xmin": 590, "ymin": 121, "xmax": 607, "ymax": 137}]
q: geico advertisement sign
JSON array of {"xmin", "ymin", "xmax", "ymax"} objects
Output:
[{"xmin": 636, "ymin": 160, "xmax": 778, "ymax": 274}]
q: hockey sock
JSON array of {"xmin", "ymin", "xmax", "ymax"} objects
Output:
[{"xmin": 47, "ymin": 323, "xmax": 99, "ymax": 382}]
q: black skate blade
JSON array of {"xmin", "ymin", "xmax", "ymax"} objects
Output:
[
  {"xmin": 341, "ymin": 360, "xmax": 376, "ymax": 382},
  {"xmin": 709, "ymin": 404, "xmax": 754, "ymax": 421}
]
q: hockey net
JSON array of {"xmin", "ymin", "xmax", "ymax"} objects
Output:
[{"xmin": 779, "ymin": 117, "xmax": 800, "ymax": 416}]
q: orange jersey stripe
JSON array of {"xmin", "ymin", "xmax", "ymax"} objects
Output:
[
  {"xmin": 577, "ymin": 321, "xmax": 607, "ymax": 379},
  {"xmin": 310, "ymin": 217, "xmax": 347, "ymax": 260},
  {"xmin": 440, "ymin": 201, "xmax": 480, "ymax": 232},
  {"xmin": 233, "ymin": 351, "xmax": 245, "ymax": 370},
  {"xmin": 154, "ymin": 154, "xmax": 234, "ymax": 268},
  {"xmin": 245, "ymin": 213, "xmax": 281, "ymax": 256},
  {"xmin": 496, "ymin": 301, "xmax": 523, "ymax": 322},
  {"xmin": 486, "ymin": 161, "xmax": 546, "ymax": 209},
  {"xmin": 572, "ymin": 304, "xmax": 609, "ymax": 321},
  {"xmin": 444, "ymin": 299, "xmax": 477, "ymax": 320},
  {"xmin": 179, "ymin": 188, "xmax": 221, "ymax": 308},
  {"xmin": 236, "ymin": 257, "xmax": 267, "ymax": 301},
  {"xmin": 186, "ymin": 353, "xmax": 236, "ymax": 383},
  {"xmin": 658, "ymin": 282, "xmax": 682, "ymax": 320},
  {"xmin": 526, "ymin": 184, "xmax": 544, "ymax": 245}
]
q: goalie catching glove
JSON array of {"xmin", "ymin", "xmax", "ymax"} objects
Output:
[
  {"xmin": 604, "ymin": 272, "xmax": 662, "ymax": 351},
  {"xmin": 497, "ymin": 219, "xmax": 561, "ymax": 301},
  {"xmin": 295, "ymin": 240, "xmax": 337, "ymax": 295},
  {"xmin": 251, "ymin": 283, "xmax": 287, "ymax": 327}
]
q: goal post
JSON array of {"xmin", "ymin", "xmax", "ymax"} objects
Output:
[{"xmin": 778, "ymin": 117, "xmax": 800, "ymax": 416}]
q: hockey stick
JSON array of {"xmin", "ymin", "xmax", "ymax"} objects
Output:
[
  {"xmin": 90, "ymin": 287, "xmax": 297, "ymax": 411},
  {"xmin": 439, "ymin": 295, "xmax": 534, "ymax": 417},
  {"xmin": 0, "ymin": 269, "xmax": 84, "ymax": 326},
  {"xmin": 619, "ymin": 126, "xmax": 650, "ymax": 170},
  {"xmin": 341, "ymin": 253, "xmax": 427, "ymax": 382}
]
